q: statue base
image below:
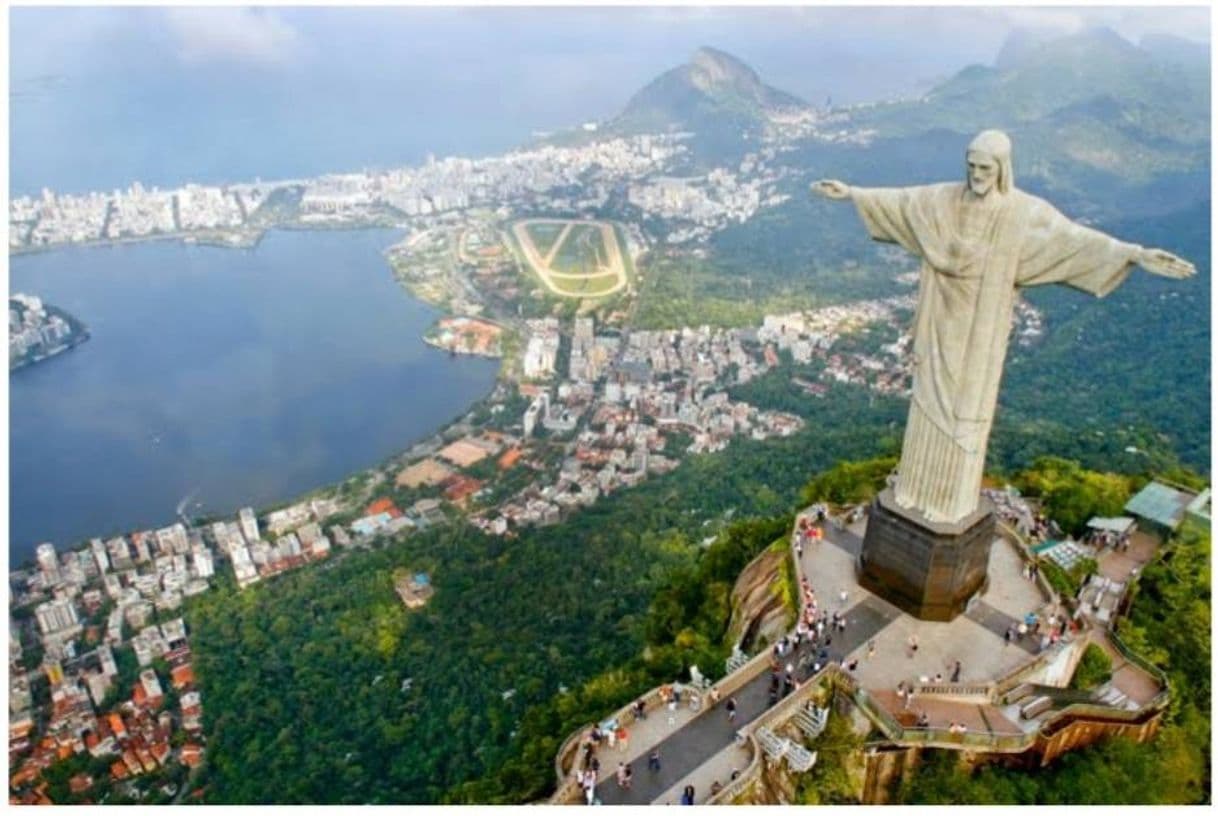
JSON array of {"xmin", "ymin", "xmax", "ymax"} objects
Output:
[{"xmin": 857, "ymin": 488, "xmax": 994, "ymax": 622}]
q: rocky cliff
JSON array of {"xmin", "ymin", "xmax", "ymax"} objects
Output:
[{"xmin": 726, "ymin": 542, "xmax": 794, "ymax": 652}]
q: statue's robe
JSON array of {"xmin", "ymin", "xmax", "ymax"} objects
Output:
[{"xmin": 852, "ymin": 183, "xmax": 1139, "ymax": 523}]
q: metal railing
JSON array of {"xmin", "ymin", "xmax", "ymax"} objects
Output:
[
  {"xmin": 1011, "ymin": 683, "xmax": 1098, "ymax": 707},
  {"xmin": 706, "ymin": 731, "xmax": 760, "ymax": 805},
  {"xmin": 1106, "ymin": 629, "xmax": 1170, "ymax": 691},
  {"xmin": 876, "ymin": 726, "xmax": 1032, "ymax": 753},
  {"xmin": 913, "ymin": 682, "xmax": 995, "ymax": 702},
  {"xmin": 551, "ymin": 684, "xmax": 668, "ymax": 800},
  {"xmin": 1038, "ymin": 699, "xmax": 1164, "ymax": 736},
  {"xmin": 993, "ymin": 637, "xmax": 1071, "ymax": 696},
  {"xmin": 707, "ymin": 663, "xmax": 841, "ymax": 805},
  {"xmin": 851, "ymin": 687, "xmax": 904, "ymax": 740}
]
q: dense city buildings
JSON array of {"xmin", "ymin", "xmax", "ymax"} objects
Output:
[{"xmin": 9, "ymin": 293, "xmax": 89, "ymax": 370}]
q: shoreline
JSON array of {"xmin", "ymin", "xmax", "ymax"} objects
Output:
[
  {"xmin": 420, "ymin": 335, "xmax": 504, "ymax": 359},
  {"xmin": 8, "ymin": 225, "xmax": 512, "ymax": 572},
  {"xmin": 6, "ymin": 215, "xmax": 412, "ymax": 259},
  {"xmin": 8, "ymin": 372, "xmax": 504, "ymax": 575},
  {"xmin": 10, "ymin": 228, "xmax": 265, "ymax": 257},
  {"xmin": 9, "ymin": 330, "xmax": 91, "ymax": 373}
]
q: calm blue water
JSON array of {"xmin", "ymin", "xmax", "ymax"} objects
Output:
[{"xmin": 9, "ymin": 229, "xmax": 499, "ymax": 565}]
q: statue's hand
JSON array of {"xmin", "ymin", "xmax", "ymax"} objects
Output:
[
  {"xmin": 811, "ymin": 179, "xmax": 851, "ymax": 200},
  {"xmin": 1137, "ymin": 247, "xmax": 1196, "ymax": 279}
]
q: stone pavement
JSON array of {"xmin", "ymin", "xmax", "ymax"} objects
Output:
[
  {"xmin": 595, "ymin": 575, "xmax": 895, "ymax": 804},
  {"xmin": 1093, "ymin": 630, "xmax": 1161, "ymax": 706},
  {"xmin": 801, "ymin": 517, "xmax": 1050, "ymax": 695},
  {"xmin": 1097, "ymin": 530, "xmax": 1159, "ymax": 583},
  {"xmin": 871, "ymin": 688, "xmax": 1022, "ymax": 733},
  {"xmin": 579, "ymin": 509, "xmax": 1054, "ymax": 805},
  {"xmin": 653, "ymin": 741, "xmax": 751, "ymax": 805},
  {"xmin": 583, "ymin": 694, "xmax": 702, "ymax": 776}
]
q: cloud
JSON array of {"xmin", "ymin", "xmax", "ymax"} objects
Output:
[
  {"xmin": 985, "ymin": 6, "xmax": 1210, "ymax": 45},
  {"xmin": 994, "ymin": 7, "xmax": 1088, "ymax": 34},
  {"xmin": 163, "ymin": 7, "xmax": 303, "ymax": 65}
]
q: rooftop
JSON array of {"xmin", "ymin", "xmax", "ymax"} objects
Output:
[
  {"xmin": 437, "ymin": 439, "xmax": 491, "ymax": 468},
  {"xmin": 1124, "ymin": 480, "xmax": 1197, "ymax": 530},
  {"xmin": 396, "ymin": 458, "xmax": 455, "ymax": 489}
]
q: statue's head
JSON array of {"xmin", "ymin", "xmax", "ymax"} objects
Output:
[{"xmin": 965, "ymin": 129, "xmax": 1013, "ymax": 196}]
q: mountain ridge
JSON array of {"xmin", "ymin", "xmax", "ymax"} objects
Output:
[{"xmin": 607, "ymin": 46, "xmax": 808, "ymax": 138}]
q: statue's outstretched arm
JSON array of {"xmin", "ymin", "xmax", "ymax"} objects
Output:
[
  {"xmin": 811, "ymin": 179, "xmax": 851, "ymax": 200},
  {"xmin": 1134, "ymin": 246, "xmax": 1196, "ymax": 279}
]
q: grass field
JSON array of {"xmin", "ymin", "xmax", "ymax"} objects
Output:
[
  {"xmin": 549, "ymin": 224, "xmax": 607, "ymax": 276},
  {"xmin": 511, "ymin": 218, "xmax": 628, "ymax": 299},
  {"xmin": 524, "ymin": 222, "xmax": 565, "ymax": 259},
  {"xmin": 555, "ymin": 272, "xmax": 620, "ymax": 296}
]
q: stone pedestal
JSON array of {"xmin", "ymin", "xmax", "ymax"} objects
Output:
[{"xmin": 857, "ymin": 488, "xmax": 994, "ymax": 621}]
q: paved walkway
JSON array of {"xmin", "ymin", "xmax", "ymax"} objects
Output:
[
  {"xmin": 1096, "ymin": 531, "xmax": 1159, "ymax": 583},
  {"xmin": 966, "ymin": 599, "xmax": 1038, "ymax": 654},
  {"xmin": 802, "ymin": 518, "xmax": 1049, "ymax": 693},
  {"xmin": 1093, "ymin": 630, "xmax": 1161, "ymax": 706},
  {"xmin": 581, "ymin": 510, "xmax": 1053, "ymax": 805},
  {"xmin": 595, "ymin": 593, "xmax": 895, "ymax": 804},
  {"xmin": 653, "ymin": 741, "xmax": 751, "ymax": 805},
  {"xmin": 871, "ymin": 688, "xmax": 1022, "ymax": 734}
]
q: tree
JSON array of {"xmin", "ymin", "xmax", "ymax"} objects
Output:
[
  {"xmin": 1012, "ymin": 456, "xmax": 1137, "ymax": 536},
  {"xmin": 1068, "ymin": 643, "xmax": 1112, "ymax": 691}
]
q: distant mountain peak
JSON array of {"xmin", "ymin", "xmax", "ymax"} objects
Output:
[
  {"xmin": 995, "ymin": 25, "xmax": 1139, "ymax": 72},
  {"xmin": 609, "ymin": 46, "xmax": 806, "ymax": 138},
  {"xmin": 687, "ymin": 46, "xmax": 764, "ymax": 94},
  {"xmin": 994, "ymin": 27, "xmax": 1060, "ymax": 70}
]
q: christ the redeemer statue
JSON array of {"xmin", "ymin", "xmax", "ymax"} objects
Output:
[{"xmin": 814, "ymin": 130, "xmax": 1195, "ymax": 526}]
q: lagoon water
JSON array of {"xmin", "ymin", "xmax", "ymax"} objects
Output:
[{"xmin": 9, "ymin": 229, "xmax": 499, "ymax": 566}]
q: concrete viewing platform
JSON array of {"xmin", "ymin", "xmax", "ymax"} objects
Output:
[
  {"xmin": 805, "ymin": 516, "xmax": 1051, "ymax": 696},
  {"xmin": 553, "ymin": 505, "xmax": 1167, "ymax": 805}
]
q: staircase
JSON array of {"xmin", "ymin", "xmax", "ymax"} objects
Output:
[
  {"xmin": 1004, "ymin": 683, "xmax": 1034, "ymax": 705},
  {"xmin": 725, "ymin": 647, "xmax": 749, "ymax": 675},
  {"xmin": 1093, "ymin": 683, "xmax": 1132, "ymax": 710},
  {"xmin": 755, "ymin": 726, "xmax": 818, "ymax": 773},
  {"xmin": 785, "ymin": 743, "xmax": 818, "ymax": 772},
  {"xmin": 792, "ymin": 704, "xmax": 829, "ymax": 740},
  {"xmin": 755, "ymin": 727, "xmax": 789, "ymax": 762}
]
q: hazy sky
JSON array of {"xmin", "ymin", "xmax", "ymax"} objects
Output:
[
  {"xmin": 13, "ymin": 6, "xmax": 1210, "ymax": 97},
  {"xmin": 9, "ymin": 5, "xmax": 1211, "ymax": 195}
]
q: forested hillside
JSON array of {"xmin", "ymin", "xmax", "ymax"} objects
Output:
[{"xmin": 187, "ymin": 387, "xmax": 905, "ymax": 803}]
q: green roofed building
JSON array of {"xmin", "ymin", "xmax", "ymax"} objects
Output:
[
  {"xmin": 1185, "ymin": 488, "xmax": 1211, "ymax": 528},
  {"xmin": 1124, "ymin": 481, "xmax": 1202, "ymax": 538}
]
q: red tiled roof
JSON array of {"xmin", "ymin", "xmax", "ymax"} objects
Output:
[
  {"xmin": 11, "ymin": 763, "xmax": 40, "ymax": 787},
  {"xmin": 443, "ymin": 475, "xmax": 484, "ymax": 503},
  {"xmin": 170, "ymin": 664, "xmax": 195, "ymax": 690},
  {"xmin": 366, "ymin": 498, "xmax": 398, "ymax": 516},
  {"xmin": 180, "ymin": 743, "xmax": 204, "ymax": 768}
]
